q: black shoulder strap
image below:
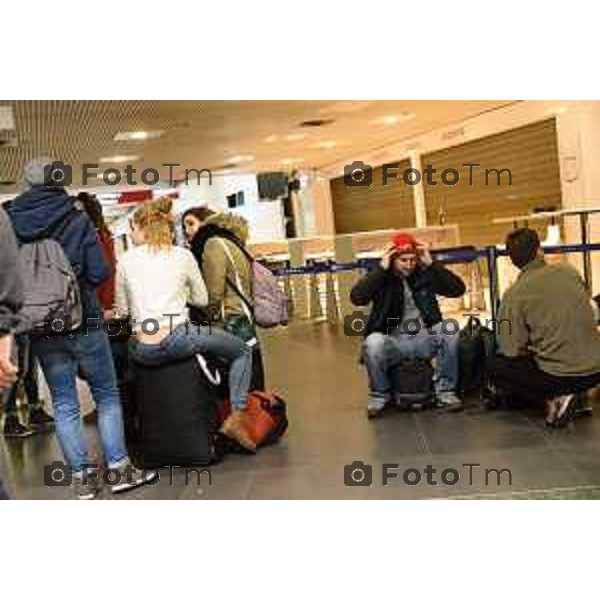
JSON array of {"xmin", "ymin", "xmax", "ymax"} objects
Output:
[{"xmin": 48, "ymin": 210, "xmax": 80, "ymax": 241}]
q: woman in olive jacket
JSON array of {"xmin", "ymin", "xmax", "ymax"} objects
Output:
[{"xmin": 182, "ymin": 207, "xmax": 265, "ymax": 390}]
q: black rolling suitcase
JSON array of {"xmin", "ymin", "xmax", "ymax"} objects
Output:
[
  {"xmin": 389, "ymin": 357, "xmax": 435, "ymax": 410},
  {"xmin": 123, "ymin": 355, "xmax": 226, "ymax": 468}
]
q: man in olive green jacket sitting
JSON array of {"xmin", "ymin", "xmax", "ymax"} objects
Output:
[{"xmin": 488, "ymin": 228, "xmax": 600, "ymax": 427}]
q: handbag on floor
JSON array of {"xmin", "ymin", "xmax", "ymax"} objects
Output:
[{"xmin": 219, "ymin": 390, "xmax": 288, "ymax": 449}]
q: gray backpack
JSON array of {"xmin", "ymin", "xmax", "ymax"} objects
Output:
[
  {"xmin": 218, "ymin": 238, "xmax": 289, "ymax": 328},
  {"xmin": 17, "ymin": 212, "xmax": 83, "ymax": 335}
]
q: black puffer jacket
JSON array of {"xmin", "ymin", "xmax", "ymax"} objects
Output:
[{"xmin": 350, "ymin": 262, "xmax": 466, "ymax": 336}]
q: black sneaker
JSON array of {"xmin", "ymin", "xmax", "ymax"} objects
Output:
[
  {"xmin": 551, "ymin": 394, "xmax": 577, "ymax": 428},
  {"xmin": 3, "ymin": 415, "xmax": 34, "ymax": 438},
  {"xmin": 575, "ymin": 406, "xmax": 594, "ymax": 419},
  {"xmin": 29, "ymin": 408, "xmax": 55, "ymax": 432},
  {"xmin": 574, "ymin": 393, "xmax": 593, "ymax": 418}
]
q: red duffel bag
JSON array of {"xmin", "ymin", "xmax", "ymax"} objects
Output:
[{"xmin": 218, "ymin": 390, "xmax": 288, "ymax": 448}]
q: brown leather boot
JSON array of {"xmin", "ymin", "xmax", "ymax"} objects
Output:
[{"xmin": 220, "ymin": 411, "xmax": 256, "ymax": 453}]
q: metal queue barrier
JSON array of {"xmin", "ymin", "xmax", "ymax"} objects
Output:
[{"xmin": 260, "ymin": 242, "xmax": 600, "ymax": 327}]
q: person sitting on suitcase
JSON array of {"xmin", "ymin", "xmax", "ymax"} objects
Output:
[{"xmin": 350, "ymin": 233, "xmax": 466, "ymax": 418}]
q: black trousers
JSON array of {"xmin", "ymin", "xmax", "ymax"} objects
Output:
[
  {"xmin": 0, "ymin": 477, "xmax": 7, "ymax": 500},
  {"xmin": 4, "ymin": 335, "xmax": 40, "ymax": 415},
  {"xmin": 487, "ymin": 355, "xmax": 600, "ymax": 407}
]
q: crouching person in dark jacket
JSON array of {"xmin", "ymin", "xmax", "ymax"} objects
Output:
[{"xmin": 350, "ymin": 233, "xmax": 466, "ymax": 418}]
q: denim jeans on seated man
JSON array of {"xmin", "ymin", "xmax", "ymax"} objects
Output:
[
  {"xmin": 362, "ymin": 321, "xmax": 460, "ymax": 411},
  {"xmin": 32, "ymin": 328, "xmax": 129, "ymax": 476},
  {"xmin": 128, "ymin": 322, "xmax": 252, "ymax": 412}
]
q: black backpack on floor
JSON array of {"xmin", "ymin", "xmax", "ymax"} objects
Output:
[
  {"xmin": 457, "ymin": 316, "xmax": 496, "ymax": 400},
  {"xmin": 389, "ymin": 357, "xmax": 435, "ymax": 410}
]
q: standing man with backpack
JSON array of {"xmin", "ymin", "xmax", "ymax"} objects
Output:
[
  {"xmin": 0, "ymin": 205, "xmax": 25, "ymax": 499},
  {"xmin": 7, "ymin": 157, "xmax": 153, "ymax": 499}
]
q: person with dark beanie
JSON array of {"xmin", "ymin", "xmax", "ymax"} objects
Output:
[
  {"xmin": 1, "ymin": 200, "xmax": 54, "ymax": 438},
  {"xmin": 7, "ymin": 157, "xmax": 155, "ymax": 498},
  {"xmin": 487, "ymin": 228, "xmax": 600, "ymax": 427}
]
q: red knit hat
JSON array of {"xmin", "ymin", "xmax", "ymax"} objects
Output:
[{"xmin": 391, "ymin": 232, "xmax": 417, "ymax": 255}]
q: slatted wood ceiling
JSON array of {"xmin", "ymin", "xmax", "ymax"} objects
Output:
[
  {"xmin": 330, "ymin": 159, "xmax": 416, "ymax": 233},
  {"xmin": 422, "ymin": 118, "xmax": 562, "ymax": 247}
]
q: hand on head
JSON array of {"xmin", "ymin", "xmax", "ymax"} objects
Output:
[{"xmin": 380, "ymin": 243, "xmax": 398, "ymax": 270}]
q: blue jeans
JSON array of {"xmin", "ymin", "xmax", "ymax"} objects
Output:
[
  {"xmin": 129, "ymin": 323, "xmax": 252, "ymax": 411},
  {"xmin": 32, "ymin": 329, "xmax": 129, "ymax": 474},
  {"xmin": 362, "ymin": 322, "xmax": 460, "ymax": 408}
]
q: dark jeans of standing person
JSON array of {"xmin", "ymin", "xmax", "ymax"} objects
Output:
[
  {"xmin": 487, "ymin": 354, "xmax": 600, "ymax": 407},
  {"xmin": 3, "ymin": 335, "xmax": 54, "ymax": 437}
]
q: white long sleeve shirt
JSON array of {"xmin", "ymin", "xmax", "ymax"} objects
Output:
[{"xmin": 116, "ymin": 244, "xmax": 208, "ymax": 330}]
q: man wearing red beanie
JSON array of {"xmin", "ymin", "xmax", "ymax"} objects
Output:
[{"xmin": 350, "ymin": 232, "xmax": 466, "ymax": 418}]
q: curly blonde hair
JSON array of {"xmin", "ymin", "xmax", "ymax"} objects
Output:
[{"xmin": 132, "ymin": 197, "xmax": 174, "ymax": 250}]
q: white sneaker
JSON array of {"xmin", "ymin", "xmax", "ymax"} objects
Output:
[
  {"xmin": 435, "ymin": 391, "xmax": 464, "ymax": 411},
  {"xmin": 109, "ymin": 463, "xmax": 158, "ymax": 494}
]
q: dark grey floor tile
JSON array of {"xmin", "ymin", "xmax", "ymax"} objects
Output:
[
  {"xmin": 246, "ymin": 464, "xmax": 369, "ymax": 500},
  {"xmin": 179, "ymin": 468, "xmax": 254, "ymax": 500}
]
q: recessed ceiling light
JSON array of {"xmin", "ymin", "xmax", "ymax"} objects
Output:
[
  {"xmin": 99, "ymin": 155, "xmax": 141, "ymax": 163},
  {"xmin": 264, "ymin": 135, "xmax": 278, "ymax": 143},
  {"xmin": 370, "ymin": 113, "xmax": 415, "ymax": 125},
  {"xmin": 284, "ymin": 132, "xmax": 307, "ymax": 142},
  {"xmin": 226, "ymin": 154, "xmax": 255, "ymax": 163},
  {"xmin": 114, "ymin": 130, "xmax": 165, "ymax": 142},
  {"xmin": 319, "ymin": 101, "xmax": 372, "ymax": 115},
  {"xmin": 312, "ymin": 141, "xmax": 337, "ymax": 150}
]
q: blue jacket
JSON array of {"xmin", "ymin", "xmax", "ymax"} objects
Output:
[{"xmin": 7, "ymin": 186, "xmax": 108, "ymax": 321}]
